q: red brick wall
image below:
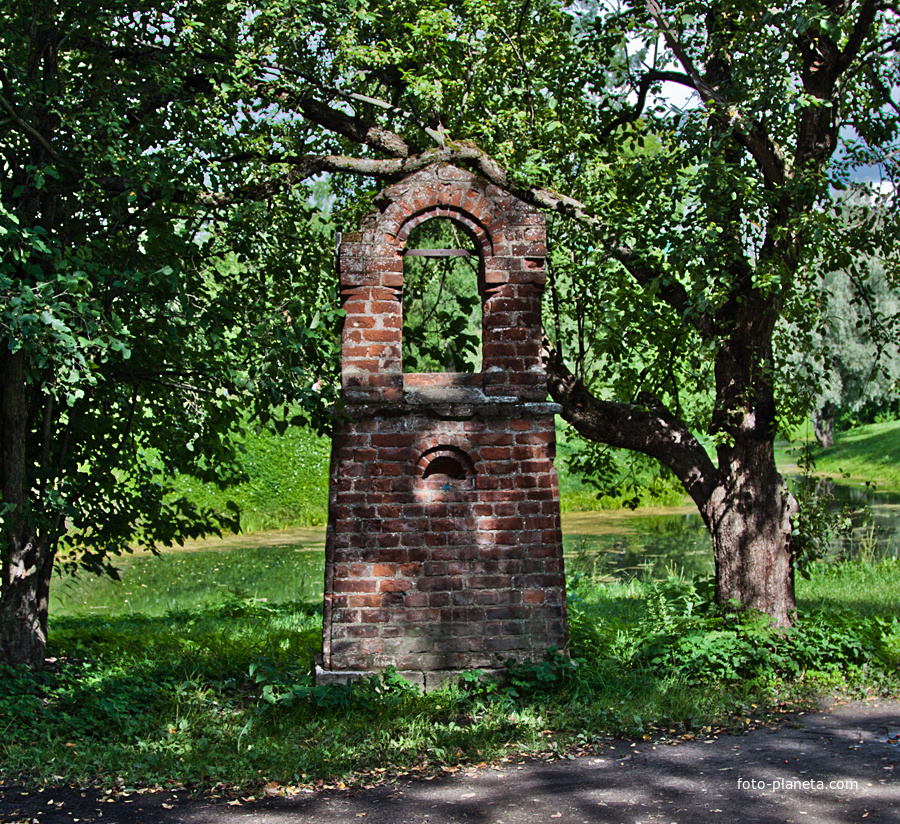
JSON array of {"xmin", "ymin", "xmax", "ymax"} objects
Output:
[{"xmin": 320, "ymin": 164, "xmax": 567, "ymax": 681}]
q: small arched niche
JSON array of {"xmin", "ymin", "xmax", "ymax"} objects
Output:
[
  {"xmin": 402, "ymin": 218, "xmax": 482, "ymax": 374},
  {"xmin": 418, "ymin": 445, "xmax": 476, "ymax": 485}
]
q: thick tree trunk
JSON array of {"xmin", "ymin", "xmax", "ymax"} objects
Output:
[
  {"xmin": 1, "ymin": 347, "xmax": 52, "ymax": 666},
  {"xmin": 703, "ymin": 441, "xmax": 797, "ymax": 627},
  {"xmin": 0, "ymin": 528, "xmax": 53, "ymax": 666}
]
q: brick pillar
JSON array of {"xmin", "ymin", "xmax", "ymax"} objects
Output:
[{"xmin": 317, "ymin": 164, "xmax": 568, "ymax": 690}]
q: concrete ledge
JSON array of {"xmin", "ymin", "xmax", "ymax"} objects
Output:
[{"xmin": 338, "ymin": 401, "xmax": 561, "ymax": 419}]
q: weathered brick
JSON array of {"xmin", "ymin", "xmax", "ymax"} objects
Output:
[{"xmin": 321, "ymin": 164, "xmax": 567, "ymax": 679}]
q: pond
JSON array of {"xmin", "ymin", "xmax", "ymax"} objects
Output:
[{"xmin": 50, "ymin": 482, "xmax": 899, "ymax": 618}]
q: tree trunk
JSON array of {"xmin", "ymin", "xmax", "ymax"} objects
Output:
[
  {"xmin": 812, "ymin": 402, "xmax": 835, "ymax": 448},
  {"xmin": 703, "ymin": 440, "xmax": 797, "ymax": 627},
  {"xmin": 0, "ymin": 528, "xmax": 53, "ymax": 666},
  {"xmin": 0, "ymin": 347, "xmax": 52, "ymax": 666}
]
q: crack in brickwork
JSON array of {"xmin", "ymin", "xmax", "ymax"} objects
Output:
[{"xmin": 319, "ymin": 164, "xmax": 568, "ymax": 682}]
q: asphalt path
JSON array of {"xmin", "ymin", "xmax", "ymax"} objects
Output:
[{"xmin": 2, "ymin": 700, "xmax": 898, "ymax": 824}]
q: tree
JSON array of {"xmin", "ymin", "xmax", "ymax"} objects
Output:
[
  {"xmin": 262, "ymin": 0, "xmax": 898, "ymax": 626},
  {"xmin": 781, "ymin": 260, "xmax": 900, "ymax": 446},
  {"xmin": 538, "ymin": 1, "xmax": 900, "ymax": 625},
  {"xmin": 0, "ymin": 0, "xmax": 340, "ymax": 665}
]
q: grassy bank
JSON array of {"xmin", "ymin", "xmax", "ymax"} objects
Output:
[
  {"xmin": 808, "ymin": 420, "xmax": 900, "ymax": 490},
  {"xmin": 4, "ymin": 560, "xmax": 898, "ymax": 792},
  {"xmin": 176, "ymin": 425, "xmax": 331, "ymax": 532}
]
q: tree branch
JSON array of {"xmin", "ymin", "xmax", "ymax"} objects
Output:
[
  {"xmin": 609, "ymin": 244, "xmax": 715, "ymax": 336},
  {"xmin": 256, "ymin": 61, "xmax": 445, "ymax": 148},
  {"xmin": 545, "ymin": 346, "xmax": 721, "ymax": 514},
  {"xmin": 597, "ymin": 69, "xmax": 698, "ymax": 140},
  {"xmin": 0, "ymin": 70, "xmax": 79, "ymax": 178},
  {"xmin": 293, "ymin": 97, "xmax": 413, "ymax": 157},
  {"xmin": 643, "ymin": 0, "xmax": 788, "ymax": 188},
  {"xmin": 202, "ymin": 145, "xmax": 605, "ymax": 223},
  {"xmin": 838, "ymin": 0, "xmax": 882, "ymax": 72}
]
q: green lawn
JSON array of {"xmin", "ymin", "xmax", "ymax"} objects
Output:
[
  {"xmin": 4, "ymin": 559, "xmax": 898, "ymax": 793},
  {"xmin": 809, "ymin": 420, "xmax": 900, "ymax": 490}
]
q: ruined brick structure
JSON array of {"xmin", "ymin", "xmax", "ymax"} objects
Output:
[{"xmin": 317, "ymin": 164, "xmax": 568, "ymax": 689}]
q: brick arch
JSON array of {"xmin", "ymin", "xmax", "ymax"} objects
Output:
[
  {"xmin": 395, "ymin": 207, "xmax": 494, "ymax": 258},
  {"xmin": 338, "ymin": 163, "xmax": 548, "ymax": 403},
  {"xmin": 415, "ymin": 443, "xmax": 478, "ymax": 480}
]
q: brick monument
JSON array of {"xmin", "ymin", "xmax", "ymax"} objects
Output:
[{"xmin": 317, "ymin": 164, "xmax": 568, "ymax": 689}]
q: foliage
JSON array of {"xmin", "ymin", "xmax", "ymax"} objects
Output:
[
  {"xmin": 785, "ymin": 443, "xmax": 861, "ymax": 577},
  {"xmin": 0, "ymin": 0, "xmax": 345, "ymax": 660},
  {"xmin": 174, "ymin": 423, "xmax": 331, "ymax": 532},
  {"xmin": 576, "ymin": 575, "xmax": 893, "ymax": 685},
  {"xmin": 401, "ymin": 219, "xmax": 482, "ymax": 373},
  {"xmin": 778, "ymin": 259, "xmax": 900, "ymax": 440}
]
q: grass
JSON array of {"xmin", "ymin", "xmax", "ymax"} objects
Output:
[
  {"xmin": 797, "ymin": 555, "xmax": 900, "ymax": 619},
  {"xmin": 809, "ymin": 420, "xmax": 900, "ymax": 490},
  {"xmin": 175, "ymin": 424, "xmax": 331, "ymax": 532},
  {"xmin": 3, "ymin": 559, "xmax": 898, "ymax": 793}
]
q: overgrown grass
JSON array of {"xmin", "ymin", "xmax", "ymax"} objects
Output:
[
  {"xmin": 3, "ymin": 560, "xmax": 898, "ymax": 793},
  {"xmin": 175, "ymin": 425, "xmax": 331, "ymax": 532},
  {"xmin": 810, "ymin": 420, "xmax": 900, "ymax": 490}
]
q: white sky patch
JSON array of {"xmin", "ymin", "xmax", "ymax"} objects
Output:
[{"xmin": 625, "ymin": 33, "xmax": 701, "ymax": 113}]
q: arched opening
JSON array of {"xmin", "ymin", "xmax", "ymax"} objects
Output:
[
  {"xmin": 422, "ymin": 454, "xmax": 467, "ymax": 480},
  {"xmin": 402, "ymin": 218, "xmax": 482, "ymax": 373},
  {"xmin": 418, "ymin": 445, "xmax": 476, "ymax": 484}
]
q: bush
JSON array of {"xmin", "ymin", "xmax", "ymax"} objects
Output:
[{"xmin": 570, "ymin": 575, "xmax": 895, "ymax": 685}]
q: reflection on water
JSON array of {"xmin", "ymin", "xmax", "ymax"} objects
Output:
[
  {"xmin": 50, "ymin": 483, "xmax": 900, "ymax": 617},
  {"xmin": 814, "ymin": 481, "xmax": 900, "ymax": 561},
  {"xmin": 563, "ymin": 510, "xmax": 711, "ymax": 581}
]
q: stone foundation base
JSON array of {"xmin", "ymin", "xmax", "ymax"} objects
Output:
[{"xmin": 315, "ymin": 665, "xmax": 503, "ymax": 693}]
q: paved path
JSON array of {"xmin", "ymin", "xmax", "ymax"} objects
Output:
[{"xmin": 3, "ymin": 700, "xmax": 898, "ymax": 824}]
